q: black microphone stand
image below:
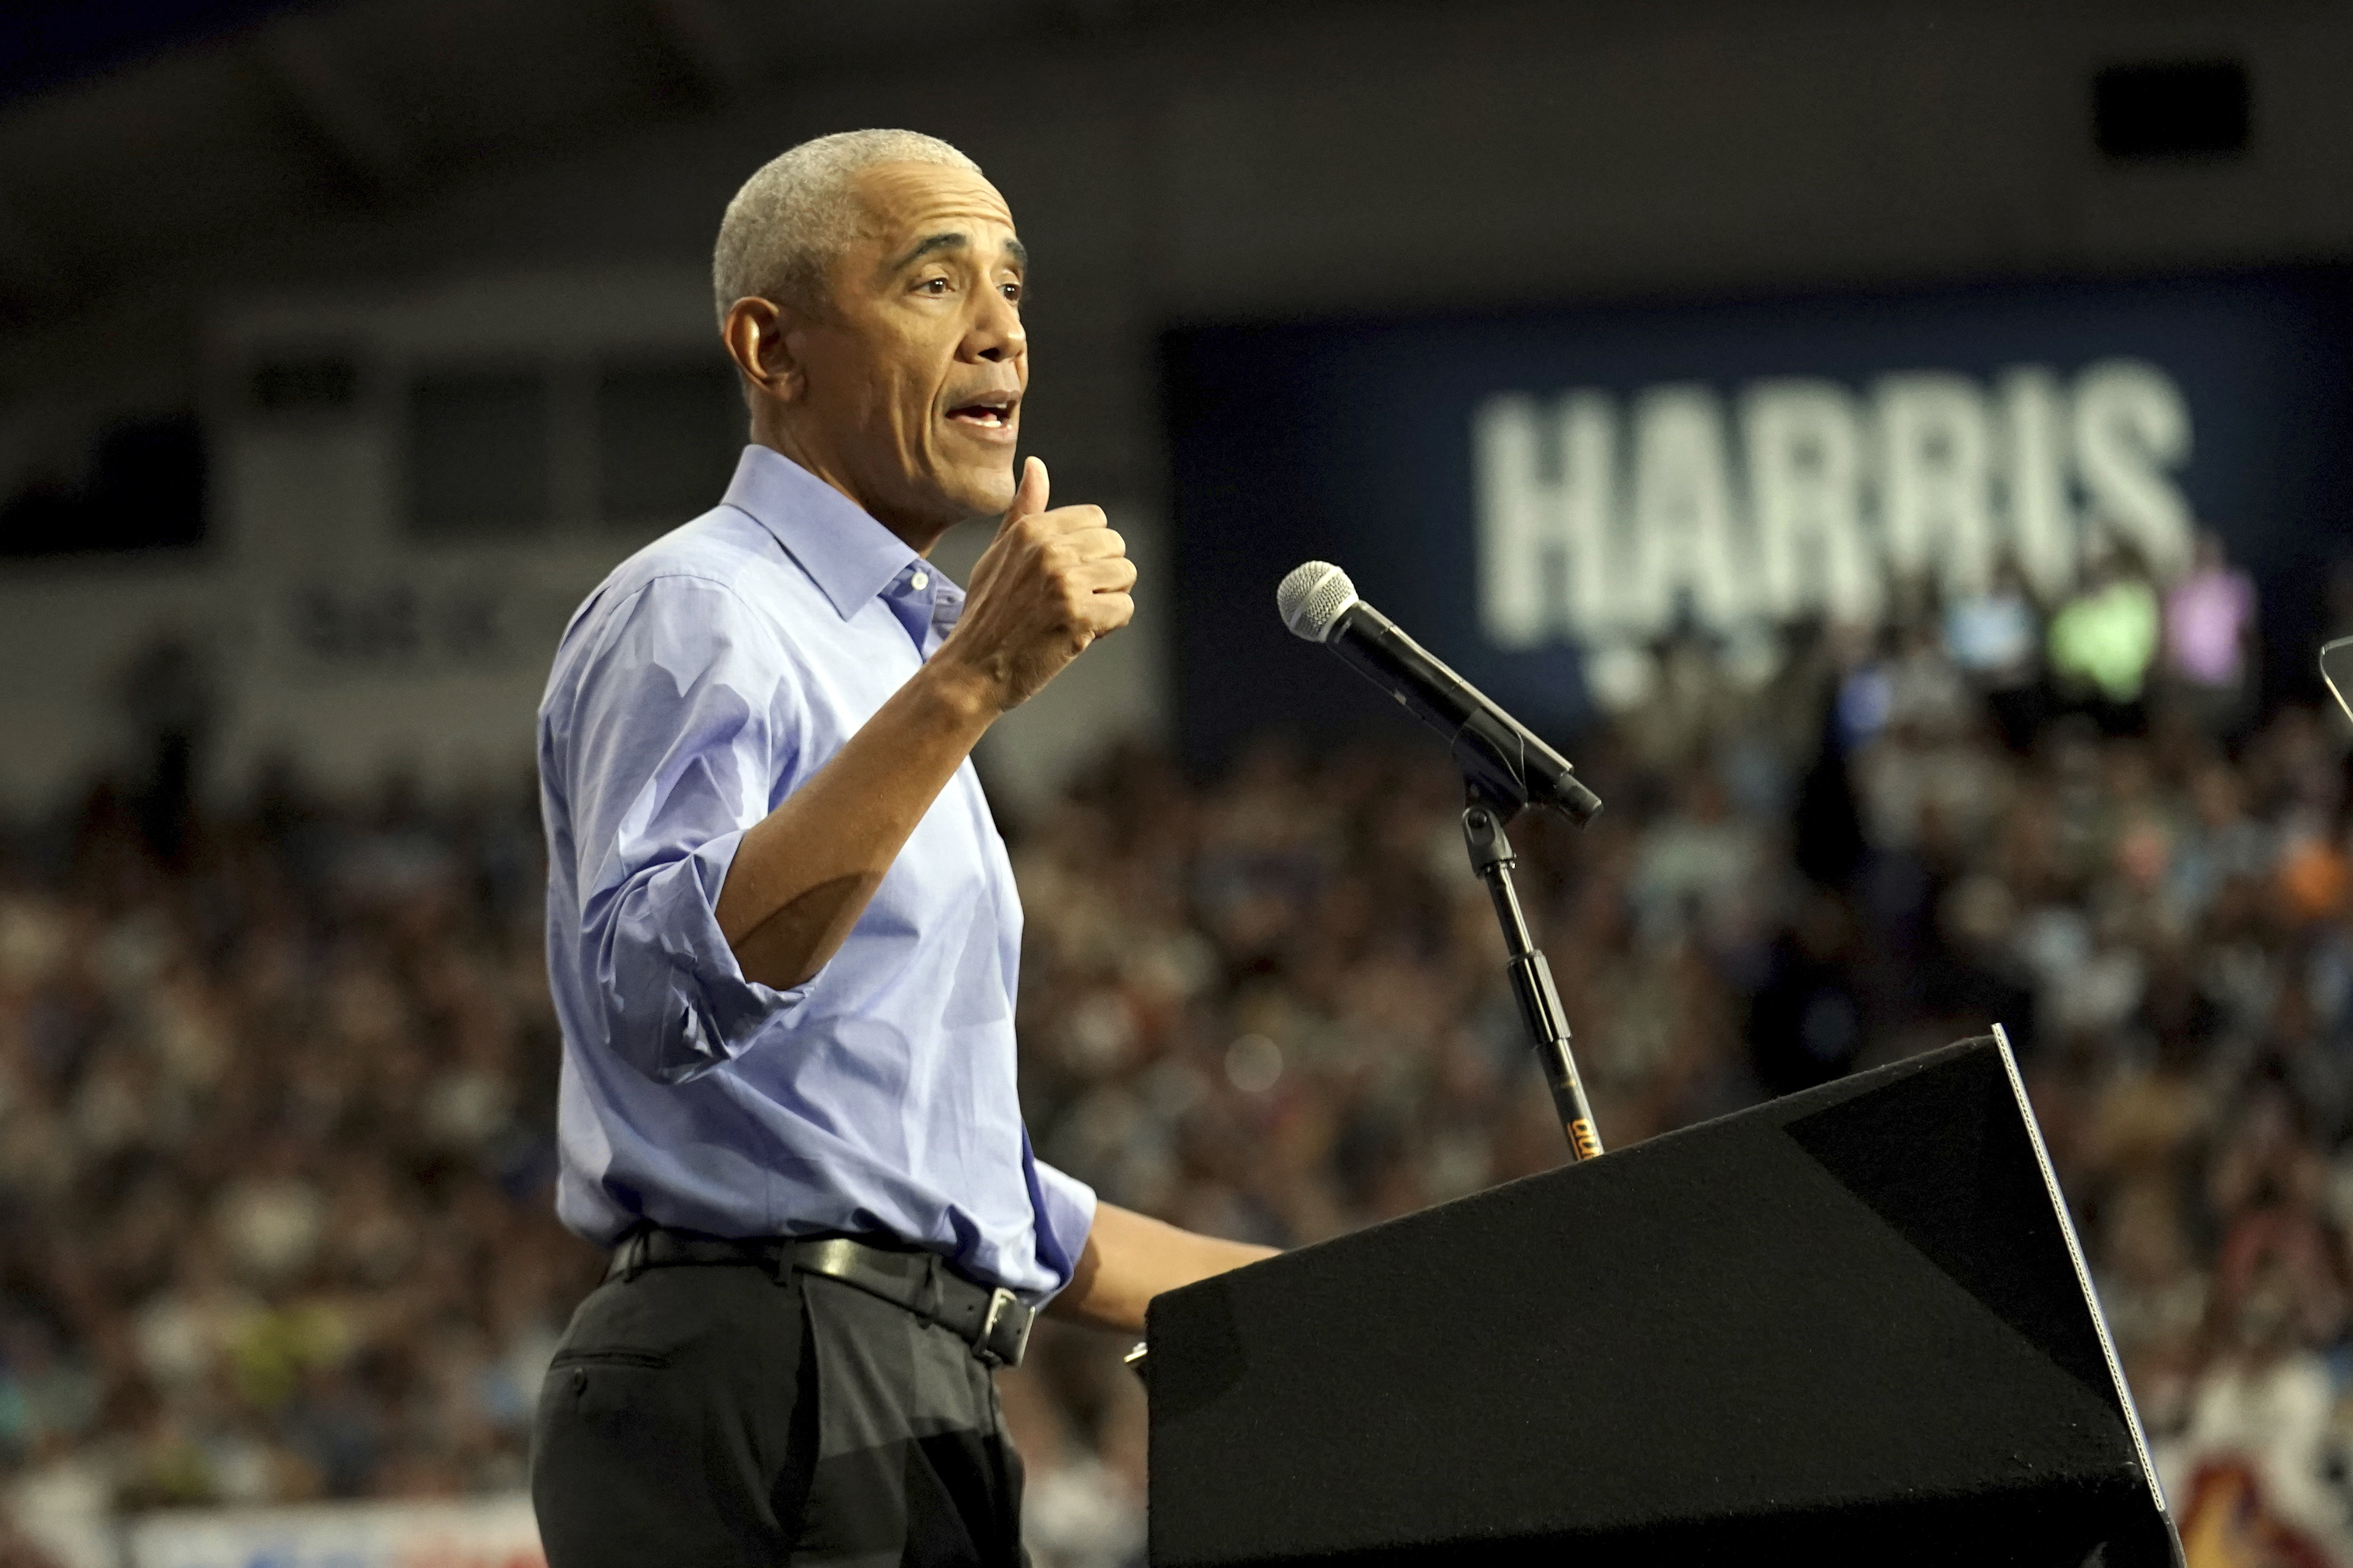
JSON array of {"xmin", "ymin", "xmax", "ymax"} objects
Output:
[
  {"xmin": 1461, "ymin": 791, "xmax": 1603, "ymax": 1161},
  {"xmin": 1128, "ymin": 767, "xmax": 1601, "ymax": 1388}
]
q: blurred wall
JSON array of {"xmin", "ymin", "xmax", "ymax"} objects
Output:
[{"xmin": 0, "ymin": 0, "xmax": 2348, "ymax": 809}]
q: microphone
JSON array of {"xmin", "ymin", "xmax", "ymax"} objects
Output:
[{"xmin": 1277, "ymin": 561, "xmax": 1602, "ymax": 825}]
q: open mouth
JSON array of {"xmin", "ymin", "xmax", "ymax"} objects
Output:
[{"xmin": 946, "ymin": 394, "xmax": 1018, "ymax": 430}]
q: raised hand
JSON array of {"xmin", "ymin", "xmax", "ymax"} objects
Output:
[{"xmin": 941, "ymin": 456, "xmax": 1137, "ymax": 711}]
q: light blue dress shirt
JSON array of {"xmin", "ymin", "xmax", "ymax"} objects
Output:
[{"xmin": 537, "ymin": 445, "xmax": 1095, "ymax": 1301}]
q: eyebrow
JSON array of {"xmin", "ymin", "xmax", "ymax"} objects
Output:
[{"xmin": 888, "ymin": 232, "xmax": 1029, "ymax": 274}]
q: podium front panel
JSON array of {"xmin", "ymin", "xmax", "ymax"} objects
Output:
[{"xmin": 1146, "ymin": 1035, "xmax": 2177, "ymax": 1567}]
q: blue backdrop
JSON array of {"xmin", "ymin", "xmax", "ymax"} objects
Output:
[{"xmin": 1163, "ymin": 266, "xmax": 2353, "ymax": 767}]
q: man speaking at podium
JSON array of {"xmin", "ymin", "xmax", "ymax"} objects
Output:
[{"xmin": 529, "ymin": 130, "xmax": 1273, "ymax": 1566}]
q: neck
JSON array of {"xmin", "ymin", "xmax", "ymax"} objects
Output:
[{"xmin": 749, "ymin": 423, "xmax": 950, "ymax": 558}]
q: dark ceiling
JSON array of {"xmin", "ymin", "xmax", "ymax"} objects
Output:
[
  {"xmin": 0, "ymin": 0, "xmax": 1232, "ymax": 342},
  {"xmin": 0, "ymin": 0, "xmax": 312, "ymax": 105}
]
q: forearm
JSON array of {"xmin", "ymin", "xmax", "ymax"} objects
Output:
[
  {"xmin": 1047, "ymin": 1201, "xmax": 1279, "ymax": 1334},
  {"xmin": 716, "ymin": 658, "xmax": 999, "ymax": 989}
]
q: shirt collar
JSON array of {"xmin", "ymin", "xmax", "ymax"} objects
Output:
[{"xmin": 720, "ymin": 445, "xmax": 926, "ymax": 623}]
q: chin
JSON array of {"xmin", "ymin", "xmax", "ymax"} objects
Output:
[{"xmin": 944, "ymin": 468, "xmax": 1018, "ymax": 521}]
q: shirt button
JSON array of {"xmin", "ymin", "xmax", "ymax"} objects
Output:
[{"xmin": 910, "ymin": 571, "xmax": 929, "ymax": 591}]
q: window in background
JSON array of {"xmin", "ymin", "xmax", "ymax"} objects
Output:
[
  {"xmin": 2094, "ymin": 59, "xmax": 2250, "ymax": 160},
  {"xmin": 407, "ymin": 371, "xmax": 550, "ymax": 540},
  {"xmin": 248, "ymin": 353, "xmax": 360, "ymax": 417},
  {"xmin": 0, "ymin": 414, "xmax": 207, "ymax": 558},
  {"xmin": 594, "ymin": 362, "xmax": 741, "ymax": 530}
]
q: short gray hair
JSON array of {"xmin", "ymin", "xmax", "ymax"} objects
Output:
[{"xmin": 712, "ymin": 130, "xmax": 983, "ymax": 326}]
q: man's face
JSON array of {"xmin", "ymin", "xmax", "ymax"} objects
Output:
[{"xmin": 787, "ymin": 162, "xmax": 1028, "ymax": 535}]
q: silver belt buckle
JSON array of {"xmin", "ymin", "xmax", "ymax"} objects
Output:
[{"xmin": 979, "ymin": 1286, "xmax": 1031, "ymax": 1367}]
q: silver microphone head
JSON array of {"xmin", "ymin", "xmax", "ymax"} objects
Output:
[{"xmin": 1276, "ymin": 561, "xmax": 1360, "ymax": 643}]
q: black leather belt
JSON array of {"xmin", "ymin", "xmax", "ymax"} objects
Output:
[{"xmin": 606, "ymin": 1226, "xmax": 1033, "ymax": 1368}]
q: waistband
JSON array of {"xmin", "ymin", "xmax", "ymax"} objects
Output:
[{"xmin": 606, "ymin": 1225, "xmax": 1033, "ymax": 1368}]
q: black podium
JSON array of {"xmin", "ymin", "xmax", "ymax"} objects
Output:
[{"xmin": 1145, "ymin": 1033, "xmax": 2181, "ymax": 1567}]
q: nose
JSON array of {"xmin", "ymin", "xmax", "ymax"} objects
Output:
[{"xmin": 964, "ymin": 283, "xmax": 1026, "ymax": 365}]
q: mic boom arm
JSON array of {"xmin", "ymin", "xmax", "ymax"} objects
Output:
[
  {"xmin": 1303, "ymin": 591, "xmax": 1605, "ymax": 1159},
  {"xmin": 1276, "ymin": 559, "xmax": 1605, "ymax": 1159}
]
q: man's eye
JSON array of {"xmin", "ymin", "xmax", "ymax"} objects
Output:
[
  {"xmin": 919, "ymin": 277, "xmax": 950, "ymax": 296},
  {"xmin": 1001, "ymin": 283, "xmax": 1022, "ymax": 303}
]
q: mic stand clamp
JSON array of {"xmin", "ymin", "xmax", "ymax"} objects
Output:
[{"xmin": 1461, "ymin": 795, "xmax": 1603, "ymax": 1161}]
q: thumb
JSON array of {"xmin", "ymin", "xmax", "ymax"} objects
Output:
[{"xmin": 999, "ymin": 455, "xmax": 1048, "ymax": 533}]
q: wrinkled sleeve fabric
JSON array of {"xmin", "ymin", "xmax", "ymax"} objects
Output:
[{"xmin": 557, "ymin": 575, "xmax": 811, "ymax": 1084}]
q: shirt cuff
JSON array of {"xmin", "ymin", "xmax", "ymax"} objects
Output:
[
  {"xmin": 1026, "ymin": 1154, "xmax": 1099, "ymax": 1306},
  {"xmin": 611, "ymin": 826, "xmax": 814, "ymax": 1083}
]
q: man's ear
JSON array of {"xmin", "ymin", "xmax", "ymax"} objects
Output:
[{"xmin": 722, "ymin": 297, "xmax": 805, "ymax": 405}]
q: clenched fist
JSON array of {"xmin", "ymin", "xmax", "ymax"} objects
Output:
[{"xmin": 941, "ymin": 456, "xmax": 1136, "ymax": 711}]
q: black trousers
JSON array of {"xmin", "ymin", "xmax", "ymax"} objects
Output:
[{"xmin": 531, "ymin": 1259, "xmax": 1027, "ymax": 1567}]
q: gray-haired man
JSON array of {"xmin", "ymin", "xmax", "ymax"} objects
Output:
[{"xmin": 527, "ymin": 130, "xmax": 1272, "ymax": 1565}]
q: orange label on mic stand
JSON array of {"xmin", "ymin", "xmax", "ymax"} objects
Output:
[{"xmin": 1568, "ymin": 1119, "xmax": 1602, "ymax": 1160}]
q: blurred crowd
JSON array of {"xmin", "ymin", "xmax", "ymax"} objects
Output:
[
  {"xmin": 1005, "ymin": 534, "xmax": 2353, "ymax": 1567},
  {"xmin": 0, "ymin": 768, "xmax": 588, "ymax": 1566},
  {"xmin": 2, "ymin": 533, "xmax": 2352, "ymax": 1566}
]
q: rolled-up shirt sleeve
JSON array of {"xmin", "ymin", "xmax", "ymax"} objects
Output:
[
  {"xmin": 1023, "ymin": 1141, "xmax": 1099, "ymax": 1304},
  {"xmin": 557, "ymin": 575, "xmax": 811, "ymax": 1084}
]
